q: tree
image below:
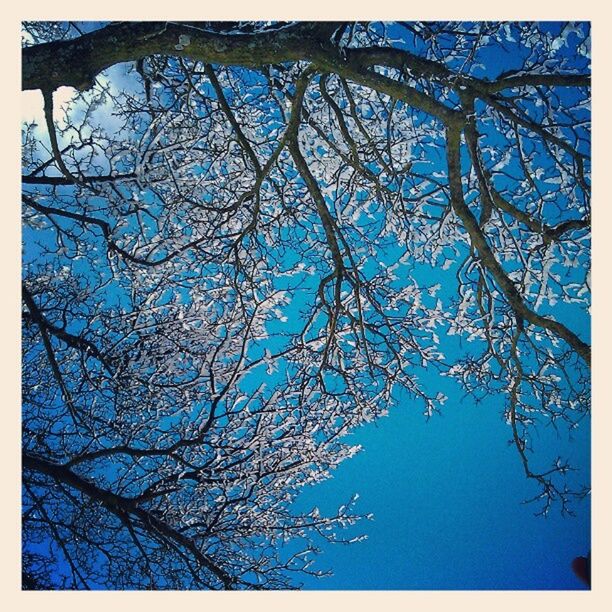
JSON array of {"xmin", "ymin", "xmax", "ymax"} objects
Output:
[{"xmin": 21, "ymin": 21, "xmax": 591, "ymax": 590}]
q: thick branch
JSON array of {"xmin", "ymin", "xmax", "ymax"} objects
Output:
[
  {"xmin": 22, "ymin": 452, "xmax": 234, "ymax": 589},
  {"xmin": 445, "ymin": 126, "xmax": 590, "ymax": 366},
  {"xmin": 22, "ymin": 21, "xmax": 337, "ymax": 92},
  {"xmin": 23, "ymin": 21, "xmax": 459, "ymax": 124}
]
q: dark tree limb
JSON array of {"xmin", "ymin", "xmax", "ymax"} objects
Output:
[{"xmin": 22, "ymin": 452, "xmax": 235, "ymax": 589}]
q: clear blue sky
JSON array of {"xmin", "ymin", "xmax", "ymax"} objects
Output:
[{"xmin": 292, "ymin": 380, "xmax": 590, "ymax": 589}]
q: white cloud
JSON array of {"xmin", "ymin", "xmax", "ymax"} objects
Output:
[
  {"xmin": 22, "ymin": 87, "xmax": 78, "ymax": 128},
  {"xmin": 21, "ymin": 89, "xmax": 44, "ymax": 125}
]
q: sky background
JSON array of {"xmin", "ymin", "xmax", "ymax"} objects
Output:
[
  {"xmin": 21, "ymin": 21, "xmax": 591, "ymax": 591},
  {"xmin": 289, "ymin": 23, "xmax": 591, "ymax": 590},
  {"xmin": 293, "ymin": 381, "xmax": 590, "ymax": 589}
]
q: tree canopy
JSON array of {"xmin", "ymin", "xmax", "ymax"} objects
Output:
[{"xmin": 21, "ymin": 21, "xmax": 590, "ymax": 590}]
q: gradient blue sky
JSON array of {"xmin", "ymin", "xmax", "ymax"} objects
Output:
[
  {"xmin": 289, "ymin": 22, "xmax": 591, "ymax": 589},
  {"xmin": 293, "ymin": 380, "xmax": 590, "ymax": 589},
  {"xmin": 21, "ymin": 21, "xmax": 591, "ymax": 591}
]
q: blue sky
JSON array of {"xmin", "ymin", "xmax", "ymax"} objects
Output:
[
  {"xmin": 21, "ymin": 21, "xmax": 591, "ymax": 590},
  {"xmin": 285, "ymin": 242, "xmax": 590, "ymax": 590},
  {"xmin": 288, "ymin": 22, "xmax": 591, "ymax": 589},
  {"xmin": 292, "ymin": 377, "xmax": 590, "ymax": 589}
]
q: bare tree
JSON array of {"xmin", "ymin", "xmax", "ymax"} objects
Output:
[{"xmin": 22, "ymin": 21, "xmax": 590, "ymax": 589}]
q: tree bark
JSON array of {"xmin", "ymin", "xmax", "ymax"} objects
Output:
[{"xmin": 22, "ymin": 21, "xmax": 337, "ymax": 92}]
